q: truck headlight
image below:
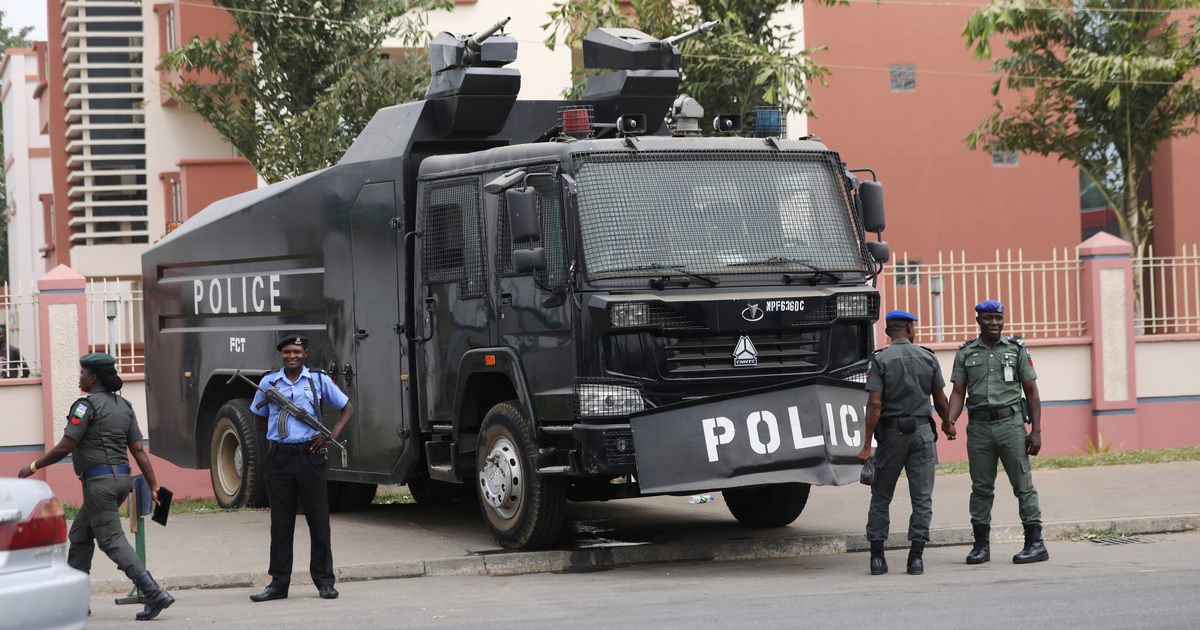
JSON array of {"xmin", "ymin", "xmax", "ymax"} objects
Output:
[
  {"xmin": 608, "ymin": 302, "xmax": 652, "ymax": 328},
  {"xmin": 836, "ymin": 293, "xmax": 875, "ymax": 318},
  {"xmin": 576, "ymin": 383, "xmax": 645, "ymax": 418}
]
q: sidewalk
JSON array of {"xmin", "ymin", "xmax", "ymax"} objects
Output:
[{"xmin": 84, "ymin": 461, "xmax": 1200, "ymax": 593}]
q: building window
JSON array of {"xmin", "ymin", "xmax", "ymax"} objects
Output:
[
  {"xmin": 889, "ymin": 65, "xmax": 915, "ymax": 92},
  {"xmin": 165, "ymin": 7, "xmax": 177, "ymax": 50},
  {"xmin": 992, "ymin": 150, "xmax": 1019, "ymax": 167},
  {"xmin": 894, "ymin": 260, "xmax": 921, "ymax": 286}
]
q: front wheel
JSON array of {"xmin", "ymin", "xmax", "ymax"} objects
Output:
[
  {"xmin": 210, "ymin": 399, "xmax": 268, "ymax": 509},
  {"xmin": 723, "ymin": 483, "xmax": 811, "ymax": 528},
  {"xmin": 475, "ymin": 401, "xmax": 566, "ymax": 549}
]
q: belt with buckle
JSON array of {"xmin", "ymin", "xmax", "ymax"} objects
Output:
[
  {"xmin": 968, "ymin": 405, "xmax": 1019, "ymax": 422},
  {"xmin": 272, "ymin": 441, "xmax": 310, "ymax": 455},
  {"xmin": 80, "ymin": 464, "xmax": 131, "ymax": 480}
]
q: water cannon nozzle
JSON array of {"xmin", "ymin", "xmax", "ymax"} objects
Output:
[
  {"xmin": 662, "ymin": 20, "xmax": 719, "ymax": 48},
  {"xmin": 468, "ymin": 16, "xmax": 511, "ymax": 52}
]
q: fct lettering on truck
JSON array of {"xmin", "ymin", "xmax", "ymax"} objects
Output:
[{"xmin": 190, "ymin": 275, "xmax": 282, "ymax": 315}]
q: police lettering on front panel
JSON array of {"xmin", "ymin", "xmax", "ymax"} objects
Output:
[{"xmin": 701, "ymin": 403, "xmax": 864, "ymax": 463}]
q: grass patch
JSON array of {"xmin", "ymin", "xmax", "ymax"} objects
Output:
[
  {"xmin": 1058, "ymin": 522, "xmax": 1125, "ymax": 541},
  {"xmin": 63, "ymin": 496, "xmax": 266, "ymax": 520},
  {"xmin": 935, "ymin": 445, "xmax": 1200, "ymax": 476},
  {"xmin": 372, "ymin": 485, "xmax": 415, "ymax": 506}
]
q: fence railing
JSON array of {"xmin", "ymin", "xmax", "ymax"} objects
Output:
[
  {"xmin": 0, "ymin": 283, "xmax": 40, "ymax": 378},
  {"xmin": 1135, "ymin": 244, "xmax": 1200, "ymax": 335},
  {"xmin": 84, "ymin": 278, "xmax": 144, "ymax": 373},
  {"xmin": 885, "ymin": 249, "xmax": 1086, "ymax": 345}
]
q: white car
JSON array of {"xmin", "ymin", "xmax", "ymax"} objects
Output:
[{"xmin": 0, "ymin": 477, "xmax": 89, "ymax": 630}]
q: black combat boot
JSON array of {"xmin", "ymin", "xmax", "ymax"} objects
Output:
[
  {"xmin": 870, "ymin": 540, "xmax": 888, "ymax": 575},
  {"xmin": 966, "ymin": 524, "xmax": 991, "ymax": 564},
  {"xmin": 1013, "ymin": 523, "xmax": 1050, "ymax": 564},
  {"xmin": 132, "ymin": 571, "xmax": 175, "ymax": 621},
  {"xmin": 907, "ymin": 541, "xmax": 925, "ymax": 575}
]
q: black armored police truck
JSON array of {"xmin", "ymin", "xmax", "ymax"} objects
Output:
[{"xmin": 141, "ymin": 18, "xmax": 892, "ymax": 548}]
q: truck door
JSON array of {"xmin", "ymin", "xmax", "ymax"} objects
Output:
[
  {"xmin": 417, "ymin": 177, "xmax": 495, "ymax": 429},
  {"xmin": 492, "ymin": 169, "xmax": 575, "ymax": 423},
  {"xmin": 326, "ymin": 182, "xmax": 408, "ymax": 474}
]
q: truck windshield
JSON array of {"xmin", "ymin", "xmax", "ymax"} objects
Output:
[{"xmin": 572, "ymin": 151, "xmax": 869, "ymax": 284}]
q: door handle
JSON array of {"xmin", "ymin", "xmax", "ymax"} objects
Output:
[
  {"xmin": 328, "ymin": 362, "xmax": 340, "ymax": 383},
  {"xmin": 343, "ymin": 363, "xmax": 355, "ymax": 385},
  {"xmin": 500, "ymin": 292, "xmax": 512, "ymax": 306},
  {"xmin": 355, "ymin": 329, "xmax": 369, "ymax": 340}
]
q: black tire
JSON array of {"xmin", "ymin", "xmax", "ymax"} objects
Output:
[
  {"xmin": 209, "ymin": 399, "xmax": 268, "ymax": 509},
  {"xmin": 475, "ymin": 401, "xmax": 566, "ymax": 549},
  {"xmin": 327, "ymin": 481, "xmax": 378, "ymax": 512},
  {"xmin": 723, "ymin": 483, "xmax": 811, "ymax": 528},
  {"xmin": 408, "ymin": 472, "xmax": 473, "ymax": 504}
]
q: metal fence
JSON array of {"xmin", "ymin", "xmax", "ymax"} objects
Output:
[
  {"xmin": 885, "ymin": 249, "xmax": 1086, "ymax": 344},
  {"xmin": 85, "ymin": 279, "xmax": 145, "ymax": 373},
  {"xmin": 1135, "ymin": 244, "xmax": 1200, "ymax": 335},
  {"xmin": 0, "ymin": 283, "xmax": 40, "ymax": 378}
]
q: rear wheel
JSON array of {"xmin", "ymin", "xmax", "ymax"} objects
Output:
[
  {"xmin": 209, "ymin": 399, "xmax": 268, "ymax": 509},
  {"xmin": 723, "ymin": 483, "xmax": 811, "ymax": 528},
  {"xmin": 475, "ymin": 401, "xmax": 566, "ymax": 549},
  {"xmin": 327, "ymin": 481, "xmax": 378, "ymax": 512}
]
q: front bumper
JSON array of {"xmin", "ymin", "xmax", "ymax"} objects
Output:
[{"xmin": 0, "ymin": 546, "xmax": 90, "ymax": 630}]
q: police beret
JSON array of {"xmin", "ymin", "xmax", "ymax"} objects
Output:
[
  {"xmin": 80, "ymin": 352, "xmax": 116, "ymax": 368},
  {"xmin": 277, "ymin": 334, "xmax": 309, "ymax": 351},
  {"xmin": 885, "ymin": 310, "xmax": 918, "ymax": 322},
  {"xmin": 975, "ymin": 300, "xmax": 1005, "ymax": 313}
]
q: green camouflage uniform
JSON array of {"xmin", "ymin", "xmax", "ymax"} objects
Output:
[
  {"xmin": 952, "ymin": 336, "xmax": 1042, "ymax": 526},
  {"xmin": 63, "ymin": 386, "xmax": 147, "ymax": 579},
  {"xmin": 864, "ymin": 338, "xmax": 943, "ymax": 543}
]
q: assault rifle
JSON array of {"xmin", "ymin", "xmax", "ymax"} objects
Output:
[{"xmin": 227, "ymin": 371, "xmax": 347, "ymax": 450}]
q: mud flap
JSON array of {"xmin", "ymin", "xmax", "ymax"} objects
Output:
[{"xmin": 631, "ymin": 377, "xmax": 868, "ymax": 494}]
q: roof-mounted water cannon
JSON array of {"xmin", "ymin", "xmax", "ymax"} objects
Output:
[
  {"xmin": 425, "ymin": 16, "xmax": 520, "ymax": 137},
  {"xmin": 581, "ymin": 21, "xmax": 719, "ymax": 135}
]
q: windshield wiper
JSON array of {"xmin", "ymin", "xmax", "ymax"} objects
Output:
[
  {"xmin": 728, "ymin": 257, "xmax": 842, "ymax": 284},
  {"xmin": 601, "ymin": 263, "xmax": 720, "ymax": 288}
]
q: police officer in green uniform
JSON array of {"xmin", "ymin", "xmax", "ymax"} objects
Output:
[
  {"xmin": 17, "ymin": 353, "xmax": 176, "ymax": 620},
  {"xmin": 948, "ymin": 300, "xmax": 1049, "ymax": 565},
  {"xmin": 858, "ymin": 311, "xmax": 954, "ymax": 576}
]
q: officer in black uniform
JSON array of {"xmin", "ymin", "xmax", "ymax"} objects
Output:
[
  {"xmin": 858, "ymin": 311, "xmax": 955, "ymax": 576},
  {"xmin": 249, "ymin": 334, "xmax": 354, "ymax": 603},
  {"xmin": 17, "ymin": 353, "xmax": 175, "ymax": 621}
]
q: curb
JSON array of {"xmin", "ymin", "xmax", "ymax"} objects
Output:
[{"xmin": 89, "ymin": 513, "xmax": 1200, "ymax": 595}]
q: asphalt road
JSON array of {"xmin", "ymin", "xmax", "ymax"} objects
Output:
[{"xmin": 88, "ymin": 531, "xmax": 1200, "ymax": 629}]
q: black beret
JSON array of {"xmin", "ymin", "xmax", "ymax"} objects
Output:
[{"xmin": 277, "ymin": 334, "xmax": 309, "ymax": 351}]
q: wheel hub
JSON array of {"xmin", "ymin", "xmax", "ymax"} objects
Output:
[
  {"xmin": 216, "ymin": 426, "xmax": 243, "ymax": 497},
  {"xmin": 479, "ymin": 437, "xmax": 522, "ymax": 520}
]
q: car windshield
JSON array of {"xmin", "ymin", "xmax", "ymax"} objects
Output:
[{"xmin": 572, "ymin": 151, "xmax": 869, "ymax": 283}]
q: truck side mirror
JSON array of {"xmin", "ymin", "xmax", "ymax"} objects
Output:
[
  {"xmin": 505, "ymin": 187, "xmax": 541, "ymax": 242},
  {"xmin": 513, "ymin": 248, "xmax": 547, "ymax": 273},
  {"xmin": 859, "ymin": 181, "xmax": 886, "ymax": 233},
  {"xmin": 866, "ymin": 240, "xmax": 890, "ymax": 263}
]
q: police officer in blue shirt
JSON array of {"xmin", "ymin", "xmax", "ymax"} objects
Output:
[{"xmin": 249, "ymin": 334, "xmax": 354, "ymax": 603}]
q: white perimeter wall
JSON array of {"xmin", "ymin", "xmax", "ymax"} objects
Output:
[
  {"xmin": 1136, "ymin": 339, "xmax": 1200, "ymax": 398},
  {"xmin": 932, "ymin": 344, "xmax": 1092, "ymax": 403},
  {"xmin": 0, "ymin": 382, "xmax": 45, "ymax": 447}
]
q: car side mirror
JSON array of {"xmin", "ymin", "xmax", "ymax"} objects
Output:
[
  {"xmin": 867, "ymin": 240, "xmax": 890, "ymax": 263},
  {"xmin": 513, "ymin": 248, "xmax": 547, "ymax": 273},
  {"xmin": 505, "ymin": 187, "xmax": 541, "ymax": 242},
  {"xmin": 859, "ymin": 181, "xmax": 886, "ymax": 233}
]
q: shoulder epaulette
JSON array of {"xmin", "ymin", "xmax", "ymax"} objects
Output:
[
  {"xmin": 919, "ymin": 345, "xmax": 937, "ymax": 354},
  {"xmin": 872, "ymin": 348, "xmax": 884, "ymax": 354},
  {"xmin": 958, "ymin": 341, "xmax": 970, "ymax": 349},
  {"xmin": 1009, "ymin": 336, "xmax": 1026, "ymax": 347}
]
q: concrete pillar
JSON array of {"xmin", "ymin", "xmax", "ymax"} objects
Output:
[
  {"xmin": 37, "ymin": 264, "xmax": 89, "ymax": 503},
  {"xmin": 1077, "ymin": 233, "xmax": 1138, "ymax": 450}
]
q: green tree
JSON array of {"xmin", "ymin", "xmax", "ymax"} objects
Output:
[
  {"xmin": 963, "ymin": 0, "xmax": 1200, "ymax": 268},
  {"xmin": 161, "ymin": 0, "xmax": 449, "ymax": 184},
  {"xmin": 543, "ymin": 0, "xmax": 837, "ymax": 121},
  {"xmin": 0, "ymin": 10, "xmax": 35, "ymax": 285}
]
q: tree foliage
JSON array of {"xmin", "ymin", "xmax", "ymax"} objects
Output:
[
  {"xmin": 161, "ymin": 0, "xmax": 449, "ymax": 184},
  {"xmin": 0, "ymin": 10, "xmax": 35, "ymax": 284},
  {"xmin": 543, "ymin": 0, "xmax": 838, "ymax": 120},
  {"xmin": 963, "ymin": 0, "xmax": 1200, "ymax": 258}
]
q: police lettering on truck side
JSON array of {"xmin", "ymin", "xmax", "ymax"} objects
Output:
[{"xmin": 190, "ymin": 275, "xmax": 282, "ymax": 315}]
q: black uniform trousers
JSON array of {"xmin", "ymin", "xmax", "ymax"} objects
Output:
[{"xmin": 265, "ymin": 446, "xmax": 334, "ymax": 589}]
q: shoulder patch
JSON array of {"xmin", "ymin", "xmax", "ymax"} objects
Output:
[{"xmin": 71, "ymin": 401, "xmax": 89, "ymax": 424}]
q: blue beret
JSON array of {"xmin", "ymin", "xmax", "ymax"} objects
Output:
[
  {"xmin": 885, "ymin": 310, "xmax": 918, "ymax": 322},
  {"xmin": 975, "ymin": 300, "xmax": 1005, "ymax": 313}
]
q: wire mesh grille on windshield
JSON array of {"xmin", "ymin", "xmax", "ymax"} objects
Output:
[
  {"xmin": 422, "ymin": 177, "xmax": 487, "ymax": 299},
  {"xmin": 570, "ymin": 151, "xmax": 869, "ymax": 286},
  {"xmin": 496, "ymin": 166, "xmax": 568, "ymax": 287}
]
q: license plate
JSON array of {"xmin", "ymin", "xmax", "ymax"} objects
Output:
[{"xmin": 631, "ymin": 377, "xmax": 868, "ymax": 494}]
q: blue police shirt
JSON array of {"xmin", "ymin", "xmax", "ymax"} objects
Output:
[{"xmin": 252, "ymin": 366, "xmax": 349, "ymax": 443}]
